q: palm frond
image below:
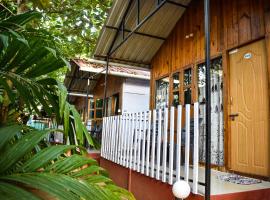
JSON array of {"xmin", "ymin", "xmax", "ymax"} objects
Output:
[{"xmin": 0, "ymin": 125, "xmax": 134, "ymax": 200}]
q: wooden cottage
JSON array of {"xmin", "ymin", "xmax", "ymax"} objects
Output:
[
  {"xmin": 64, "ymin": 59, "xmax": 150, "ymax": 125},
  {"xmin": 93, "ymin": 0, "xmax": 270, "ymax": 199}
]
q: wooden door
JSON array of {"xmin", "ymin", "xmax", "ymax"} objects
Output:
[{"xmin": 229, "ymin": 40, "xmax": 270, "ymax": 176}]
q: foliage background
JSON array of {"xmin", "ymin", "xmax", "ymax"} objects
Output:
[{"xmin": 2, "ymin": 0, "xmax": 111, "ymax": 59}]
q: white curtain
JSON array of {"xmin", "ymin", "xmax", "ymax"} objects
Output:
[{"xmin": 198, "ymin": 58, "xmax": 224, "ymax": 166}]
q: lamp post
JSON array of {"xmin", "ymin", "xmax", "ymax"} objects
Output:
[{"xmin": 172, "ymin": 180, "xmax": 191, "ymax": 200}]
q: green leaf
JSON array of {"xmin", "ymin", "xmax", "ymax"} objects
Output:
[
  {"xmin": 84, "ymin": 175, "xmax": 113, "ymax": 184},
  {"xmin": 0, "ymin": 34, "xmax": 9, "ymax": 48},
  {"xmin": 0, "ymin": 129, "xmax": 50, "ymax": 173},
  {"xmin": 0, "ymin": 182, "xmax": 41, "ymax": 200},
  {"xmin": 1, "ymin": 173, "xmax": 111, "ymax": 200},
  {"xmin": 45, "ymin": 154, "xmax": 97, "ymax": 174},
  {"xmin": 18, "ymin": 145, "xmax": 76, "ymax": 173},
  {"xmin": 0, "ymin": 125, "xmax": 22, "ymax": 151},
  {"xmin": 71, "ymin": 165, "xmax": 105, "ymax": 178}
]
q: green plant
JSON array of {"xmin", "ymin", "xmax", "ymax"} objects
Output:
[
  {"xmin": 0, "ymin": 8, "xmax": 135, "ymax": 200},
  {"xmin": 0, "ymin": 10, "xmax": 91, "ymax": 146},
  {"xmin": 0, "ymin": 125, "xmax": 135, "ymax": 200}
]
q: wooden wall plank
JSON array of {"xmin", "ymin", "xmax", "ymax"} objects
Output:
[
  {"xmin": 149, "ymin": 0, "xmax": 269, "ymax": 169},
  {"xmin": 150, "ymin": 0, "xmax": 267, "ymax": 107}
]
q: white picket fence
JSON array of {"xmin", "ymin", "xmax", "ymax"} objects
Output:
[{"xmin": 101, "ymin": 103, "xmax": 200, "ymax": 194}]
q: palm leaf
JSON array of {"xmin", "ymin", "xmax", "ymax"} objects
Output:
[
  {"xmin": 17, "ymin": 145, "xmax": 76, "ymax": 173},
  {"xmin": 0, "ymin": 129, "xmax": 50, "ymax": 173},
  {"xmin": 0, "ymin": 182, "xmax": 40, "ymax": 200}
]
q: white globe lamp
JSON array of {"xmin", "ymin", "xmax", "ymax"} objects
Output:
[{"xmin": 172, "ymin": 180, "xmax": 191, "ymax": 199}]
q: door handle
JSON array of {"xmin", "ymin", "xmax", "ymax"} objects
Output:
[{"xmin": 229, "ymin": 113, "xmax": 239, "ymax": 121}]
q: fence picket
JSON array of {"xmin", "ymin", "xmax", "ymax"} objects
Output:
[
  {"xmin": 169, "ymin": 107, "xmax": 175, "ymax": 184},
  {"xmin": 184, "ymin": 105, "xmax": 190, "ymax": 182},
  {"xmin": 111, "ymin": 117, "xmax": 116, "ymax": 161},
  {"xmin": 101, "ymin": 103, "xmax": 200, "ymax": 194},
  {"xmin": 105, "ymin": 117, "xmax": 110, "ymax": 159},
  {"xmin": 121, "ymin": 114, "xmax": 126, "ymax": 166},
  {"xmin": 150, "ymin": 110, "xmax": 157, "ymax": 178},
  {"xmin": 176, "ymin": 105, "xmax": 182, "ymax": 181},
  {"xmin": 137, "ymin": 112, "xmax": 142, "ymax": 172},
  {"xmin": 118, "ymin": 115, "xmax": 123, "ymax": 164},
  {"xmin": 146, "ymin": 111, "xmax": 152, "ymax": 176},
  {"xmin": 129, "ymin": 113, "xmax": 135, "ymax": 169},
  {"xmin": 162, "ymin": 108, "xmax": 168, "ymax": 182},
  {"xmin": 107, "ymin": 117, "xmax": 112, "ymax": 160},
  {"xmin": 141, "ymin": 112, "xmax": 147, "ymax": 174},
  {"xmin": 126, "ymin": 114, "xmax": 131, "ymax": 167},
  {"xmin": 193, "ymin": 103, "xmax": 199, "ymax": 194},
  {"xmin": 101, "ymin": 117, "xmax": 106, "ymax": 157},
  {"xmin": 156, "ymin": 109, "xmax": 162, "ymax": 180},
  {"xmin": 123, "ymin": 114, "xmax": 128, "ymax": 167},
  {"xmin": 133, "ymin": 113, "xmax": 138, "ymax": 171},
  {"xmin": 114, "ymin": 116, "xmax": 120, "ymax": 162}
]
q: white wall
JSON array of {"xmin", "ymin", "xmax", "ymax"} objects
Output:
[{"xmin": 122, "ymin": 78, "xmax": 150, "ymax": 113}]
